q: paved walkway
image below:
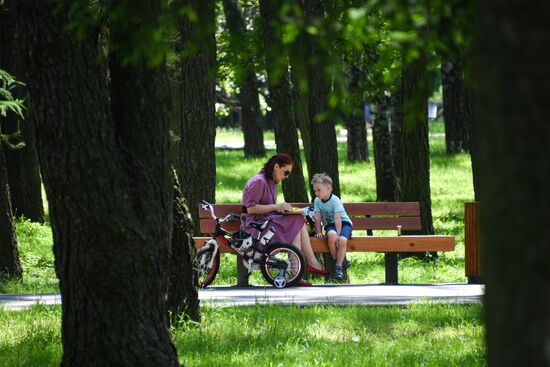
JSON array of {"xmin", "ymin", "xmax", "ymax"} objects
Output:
[{"xmin": 1, "ymin": 283, "xmax": 483, "ymax": 310}]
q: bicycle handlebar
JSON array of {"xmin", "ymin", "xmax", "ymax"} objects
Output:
[{"xmin": 201, "ymin": 200, "xmax": 239, "ymax": 223}]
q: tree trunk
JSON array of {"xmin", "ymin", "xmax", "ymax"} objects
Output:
[
  {"xmin": 259, "ymin": 0, "xmax": 308, "ymax": 202},
  {"xmin": 166, "ymin": 169, "xmax": 200, "ymax": 324},
  {"xmin": 466, "ymin": 83, "xmax": 482, "ymax": 201},
  {"xmin": 303, "ymin": 0, "xmax": 340, "ymax": 198},
  {"xmin": 289, "ymin": 28, "xmax": 313, "ymax": 183},
  {"xmin": 390, "ymin": 87, "xmax": 403, "ymax": 182},
  {"xmin": 222, "ymin": 0, "xmax": 265, "ymax": 158},
  {"xmin": 0, "ymin": 135, "xmax": 22, "ymax": 278},
  {"xmin": 475, "ymin": 2, "xmax": 550, "ymax": 365},
  {"xmin": 372, "ymin": 96, "xmax": 398, "ymax": 202},
  {"xmin": 441, "ymin": 59, "xmax": 470, "ymax": 153},
  {"xmin": 14, "ymin": 1, "xmax": 180, "ymax": 365},
  {"xmin": 172, "ymin": 0, "xmax": 217, "ymax": 232},
  {"xmin": 400, "ymin": 53, "xmax": 434, "ymax": 236},
  {"xmin": 1, "ymin": 113, "xmax": 44, "ymax": 222},
  {"xmin": 346, "ymin": 52, "xmax": 369, "ymax": 163},
  {"xmin": 0, "ymin": 4, "xmax": 44, "ymax": 223}
]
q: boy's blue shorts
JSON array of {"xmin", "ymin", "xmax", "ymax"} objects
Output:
[{"xmin": 324, "ymin": 222, "xmax": 353, "ymax": 239}]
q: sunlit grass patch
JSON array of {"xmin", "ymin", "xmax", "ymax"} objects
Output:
[
  {"xmin": 174, "ymin": 303, "xmax": 485, "ymax": 367},
  {"xmin": 0, "ymin": 293, "xmax": 484, "ymax": 366},
  {"xmin": 0, "ymin": 305, "xmax": 62, "ymax": 367},
  {"xmin": 1, "ymin": 219, "xmax": 58, "ymax": 294}
]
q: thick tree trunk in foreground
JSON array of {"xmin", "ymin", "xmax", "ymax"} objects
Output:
[
  {"xmin": 14, "ymin": 1, "xmax": 179, "ymax": 365},
  {"xmin": 0, "ymin": 137, "xmax": 22, "ymax": 278},
  {"xmin": 475, "ymin": 2, "xmax": 550, "ymax": 366},
  {"xmin": 401, "ymin": 54, "xmax": 434, "ymax": 236},
  {"xmin": 259, "ymin": 0, "xmax": 308, "ymax": 202},
  {"xmin": 372, "ymin": 96, "xmax": 398, "ymax": 202},
  {"xmin": 166, "ymin": 171, "xmax": 200, "ymax": 323},
  {"xmin": 223, "ymin": 0, "xmax": 265, "ymax": 158},
  {"xmin": 441, "ymin": 59, "xmax": 470, "ymax": 153},
  {"xmin": 0, "ymin": 5, "xmax": 44, "ymax": 223},
  {"xmin": 173, "ymin": 0, "xmax": 217, "ymax": 231}
]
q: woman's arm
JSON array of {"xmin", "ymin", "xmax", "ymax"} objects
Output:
[{"xmin": 246, "ymin": 202, "xmax": 293, "ymax": 214}]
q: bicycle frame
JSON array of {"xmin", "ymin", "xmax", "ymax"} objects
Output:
[
  {"xmin": 200, "ymin": 201, "xmax": 288, "ymax": 269},
  {"xmin": 197, "ymin": 200, "xmax": 305, "ymax": 289}
]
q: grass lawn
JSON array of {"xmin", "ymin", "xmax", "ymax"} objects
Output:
[{"xmin": 0, "ymin": 303, "xmax": 485, "ymax": 367}]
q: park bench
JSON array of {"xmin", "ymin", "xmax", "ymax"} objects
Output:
[{"xmin": 193, "ymin": 202, "xmax": 455, "ymax": 285}]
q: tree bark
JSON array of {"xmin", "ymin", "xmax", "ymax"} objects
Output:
[
  {"xmin": 259, "ymin": 0, "xmax": 308, "ymax": 202},
  {"xmin": 1, "ymin": 113, "xmax": 44, "ymax": 222},
  {"xmin": 0, "ymin": 4, "xmax": 44, "ymax": 223},
  {"xmin": 441, "ymin": 59, "xmax": 470, "ymax": 153},
  {"xmin": 289, "ymin": 25, "xmax": 313, "ymax": 183},
  {"xmin": 401, "ymin": 53, "xmax": 434, "ymax": 236},
  {"xmin": 346, "ymin": 52, "xmax": 369, "ymax": 163},
  {"xmin": 14, "ymin": 1, "xmax": 180, "ymax": 365},
  {"xmin": 172, "ymin": 0, "xmax": 217, "ymax": 232},
  {"xmin": 475, "ymin": 2, "xmax": 550, "ymax": 366},
  {"xmin": 222, "ymin": 0, "xmax": 265, "ymax": 158},
  {"xmin": 0, "ymin": 134, "xmax": 22, "ymax": 278},
  {"xmin": 372, "ymin": 96, "xmax": 398, "ymax": 202},
  {"xmin": 390, "ymin": 87, "xmax": 403, "ymax": 182},
  {"xmin": 166, "ymin": 169, "xmax": 200, "ymax": 324},
  {"xmin": 302, "ymin": 0, "xmax": 340, "ymax": 198},
  {"xmin": 466, "ymin": 83, "xmax": 482, "ymax": 201}
]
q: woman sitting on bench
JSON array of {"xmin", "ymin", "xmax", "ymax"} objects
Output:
[{"xmin": 241, "ymin": 153, "xmax": 329, "ymax": 286}]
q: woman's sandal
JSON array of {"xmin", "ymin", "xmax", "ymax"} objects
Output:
[{"xmin": 306, "ymin": 265, "xmax": 330, "ymax": 275}]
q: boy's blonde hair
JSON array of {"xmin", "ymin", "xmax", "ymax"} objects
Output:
[{"xmin": 311, "ymin": 173, "xmax": 333, "ymax": 187}]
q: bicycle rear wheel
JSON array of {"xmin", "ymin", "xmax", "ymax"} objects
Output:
[
  {"xmin": 194, "ymin": 244, "xmax": 220, "ymax": 289},
  {"xmin": 260, "ymin": 242, "xmax": 305, "ymax": 288}
]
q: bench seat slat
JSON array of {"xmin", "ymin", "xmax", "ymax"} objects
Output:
[{"xmin": 194, "ymin": 235, "xmax": 455, "ymax": 253}]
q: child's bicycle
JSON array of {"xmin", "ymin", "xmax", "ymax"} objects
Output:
[{"xmin": 194, "ymin": 201, "xmax": 306, "ymax": 289}]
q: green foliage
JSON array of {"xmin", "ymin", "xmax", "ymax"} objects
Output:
[
  {"xmin": 0, "ymin": 70, "xmax": 24, "ymax": 119},
  {"xmin": 0, "ymin": 69, "xmax": 26, "ymax": 149},
  {"xmin": 0, "ymin": 304, "xmax": 485, "ymax": 366}
]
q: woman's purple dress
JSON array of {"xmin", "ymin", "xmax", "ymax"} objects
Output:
[{"xmin": 241, "ymin": 173, "xmax": 305, "ymax": 246}]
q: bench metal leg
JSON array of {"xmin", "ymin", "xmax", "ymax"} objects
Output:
[
  {"xmin": 384, "ymin": 253, "xmax": 398, "ymax": 284},
  {"xmin": 236, "ymin": 257, "xmax": 249, "ymax": 287}
]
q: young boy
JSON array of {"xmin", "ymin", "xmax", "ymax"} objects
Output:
[{"xmin": 311, "ymin": 173, "xmax": 352, "ymax": 280}]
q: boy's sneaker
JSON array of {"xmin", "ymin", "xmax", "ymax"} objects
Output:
[
  {"xmin": 342, "ymin": 258, "xmax": 352, "ymax": 270},
  {"xmin": 333, "ymin": 266, "xmax": 344, "ymax": 280}
]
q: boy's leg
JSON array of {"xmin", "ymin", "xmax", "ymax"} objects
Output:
[
  {"xmin": 326, "ymin": 230, "xmax": 338, "ymax": 259},
  {"xmin": 336, "ymin": 236, "xmax": 347, "ymax": 265}
]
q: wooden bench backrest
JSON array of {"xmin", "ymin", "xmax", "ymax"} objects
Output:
[{"xmin": 198, "ymin": 202, "xmax": 421, "ymax": 235}]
